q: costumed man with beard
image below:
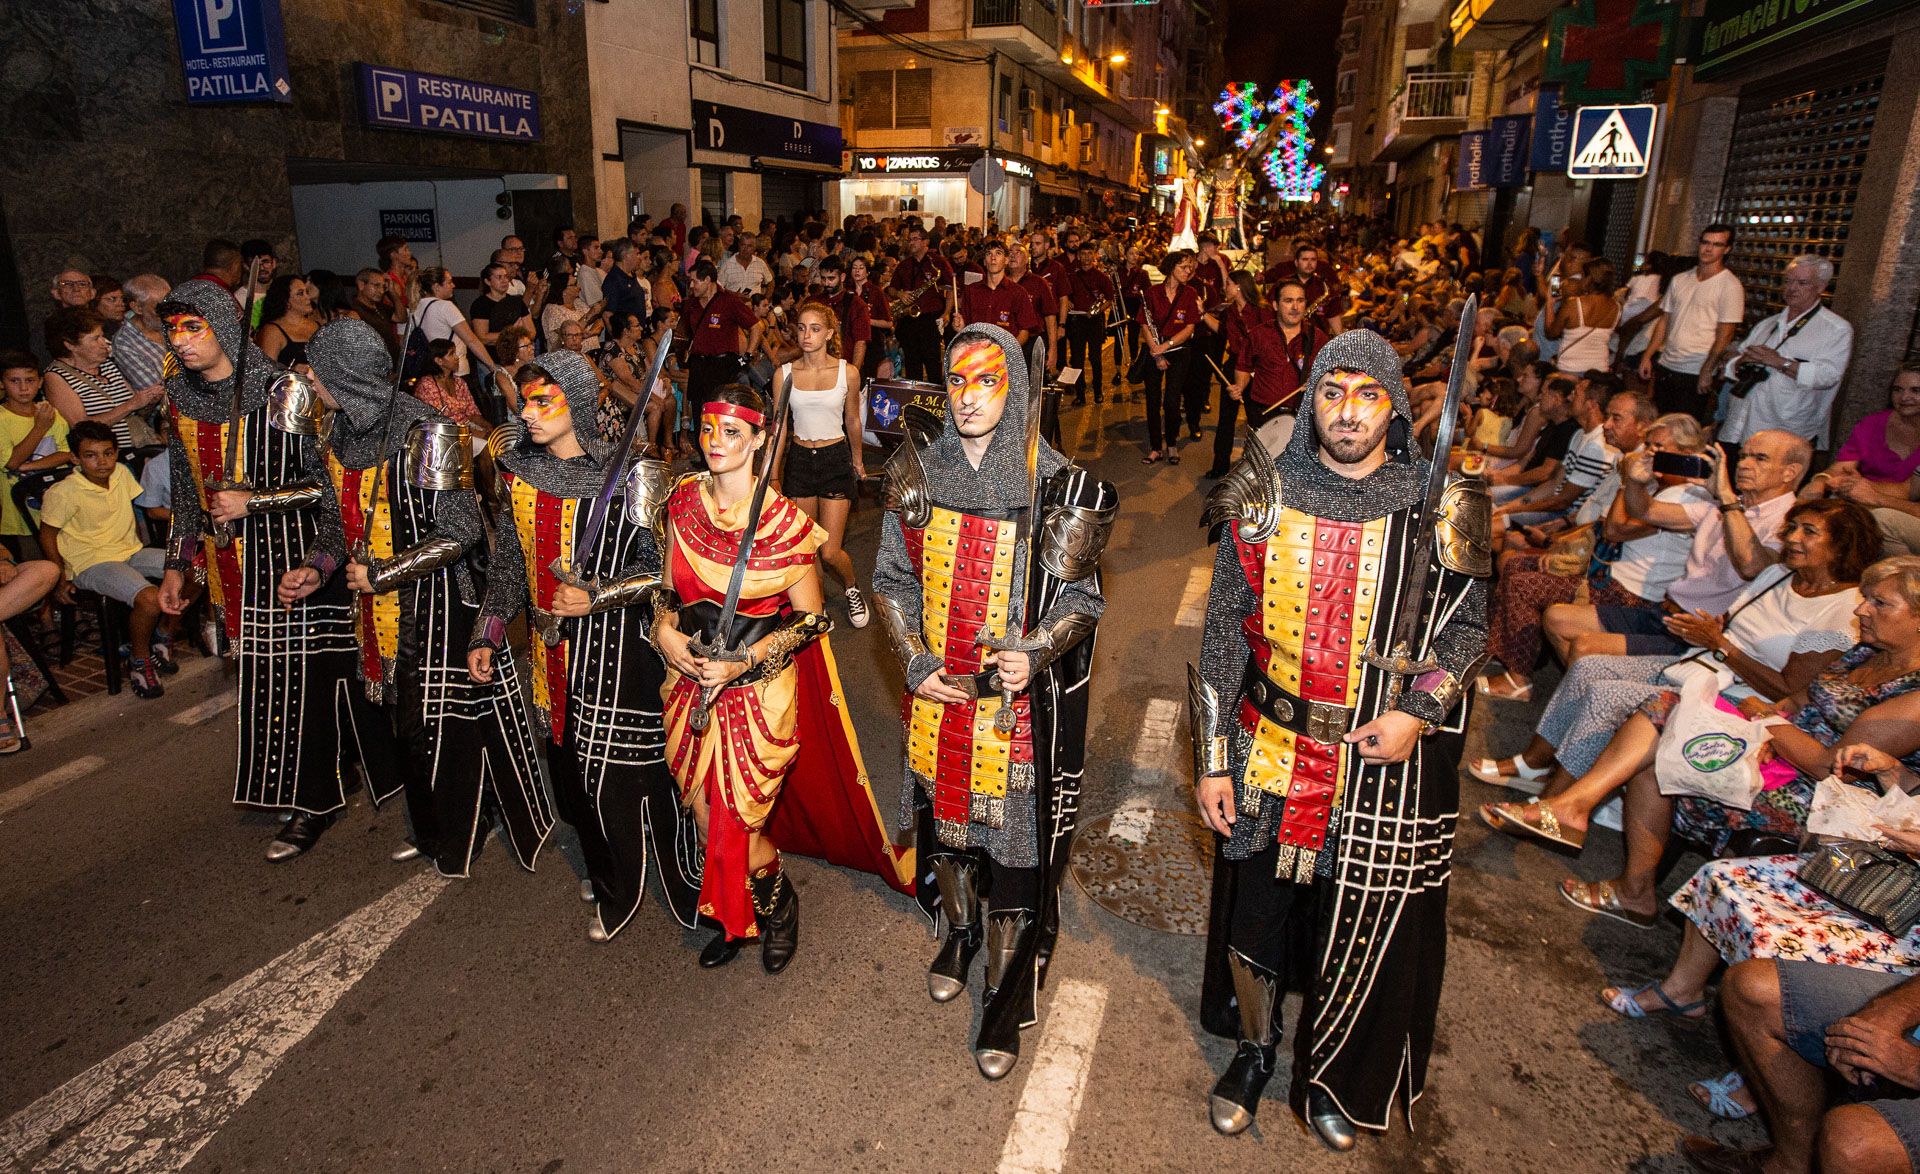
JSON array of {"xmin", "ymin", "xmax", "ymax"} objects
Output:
[
  {"xmin": 470, "ymin": 350, "xmax": 702, "ymax": 942},
  {"xmin": 1192, "ymin": 328, "xmax": 1489, "ymax": 1149},
  {"xmin": 302, "ymin": 319, "xmax": 552, "ymax": 878},
  {"xmin": 653, "ymin": 382, "xmax": 912, "ymax": 972},
  {"xmin": 871, "ymin": 324, "xmax": 1115, "ymax": 1078},
  {"xmin": 156, "ymin": 279, "xmax": 389, "ymax": 861}
]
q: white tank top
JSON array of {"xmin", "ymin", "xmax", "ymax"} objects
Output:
[
  {"xmin": 1555, "ymin": 297, "xmax": 1615, "ymax": 374},
  {"xmin": 782, "ymin": 360, "xmax": 850, "ymax": 442}
]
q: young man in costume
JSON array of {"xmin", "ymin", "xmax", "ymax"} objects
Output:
[
  {"xmin": 469, "ymin": 350, "xmax": 700, "ymax": 941},
  {"xmin": 1192, "ymin": 329, "xmax": 1490, "ymax": 1149},
  {"xmin": 302, "ymin": 318, "xmax": 551, "ymax": 878},
  {"xmin": 155, "ymin": 279, "xmax": 385, "ymax": 861},
  {"xmin": 871, "ymin": 323, "xmax": 1115, "ymax": 1079},
  {"xmin": 652, "ymin": 382, "xmax": 911, "ymax": 973}
]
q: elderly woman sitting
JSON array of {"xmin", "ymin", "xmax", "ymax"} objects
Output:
[{"xmin": 1481, "ymin": 499, "xmax": 1878, "ymax": 851}]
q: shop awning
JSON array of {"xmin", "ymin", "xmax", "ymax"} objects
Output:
[{"xmin": 758, "ymin": 156, "xmax": 843, "ymax": 176}]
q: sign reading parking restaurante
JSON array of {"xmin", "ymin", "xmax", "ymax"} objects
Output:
[{"xmin": 356, "ymin": 63, "xmax": 542, "ymax": 143}]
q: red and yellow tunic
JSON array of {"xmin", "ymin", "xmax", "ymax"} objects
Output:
[
  {"xmin": 502, "ymin": 468, "xmax": 580, "ymax": 743},
  {"xmin": 660, "ymin": 475, "xmax": 825, "ymax": 936},
  {"xmin": 325, "ymin": 457, "xmax": 400, "ymax": 699},
  {"xmin": 1233, "ymin": 506, "xmax": 1388, "ymax": 865},
  {"xmin": 900, "ymin": 504, "xmax": 1033, "ymax": 841},
  {"xmin": 170, "ymin": 404, "xmax": 246, "ymax": 639}
]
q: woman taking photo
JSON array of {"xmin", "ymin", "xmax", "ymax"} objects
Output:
[
  {"xmin": 652, "ymin": 383, "xmax": 907, "ymax": 971},
  {"xmin": 41, "ymin": 307, "xmax": 157, "ymax": 454},
  {"xmin": 771, "ymin": 302, "xmax": 870, "ymax": 628},
  {"xmin": 256, "ymin": 274, "xmax": 320, "ymax": 368}
]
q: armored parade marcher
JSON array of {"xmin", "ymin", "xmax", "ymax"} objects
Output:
[
  {"xmin": 155, "ymin": 278, "xmax": 393, "ymax": 862},
  {"xmin": 871, "ymin": 324, "xmax": 1114, "ymax": 1079},
  {"xmin": 1190, "ymin": 326, "xmax": 1490, "ymax": 1149},
  {"xmin": 304, "ymin": 318, "xmax": 552, "ymax": 879},
  {"xmin": 470, "ymin": 350, "xmax": 702, "ymax": 942}
]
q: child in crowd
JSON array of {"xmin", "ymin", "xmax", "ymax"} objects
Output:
[
  {"xmin": 1, "ymin": 352, "xmax": 74, "ymax": 558},
  {"xmin": 38, "ymin": 421, "xmax": 178, "ymax": 697}
]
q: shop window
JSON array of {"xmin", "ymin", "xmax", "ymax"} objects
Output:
[
  {"xmin": 701, "ymin": 170, "xmax": 729, "ymax": 228},
  {"xmin": 763, "ymin": 0, "xmax": 808, "ymax": 90},
  {"xmin": 437, "ymin": 0, "xmax": 534, "ymax": 24},
  {"xmin": 855, "ymin": 70, "xmax": 931, "ymax": 130},
  {"xmin": 690, "ymin": 0, "xmax": 721, "ymax": 66},
  {"xmin": 1714, "ymin": 51, "xmax": 1885, "ymax": 323}
]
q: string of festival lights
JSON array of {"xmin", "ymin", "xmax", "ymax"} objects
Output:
[{"xmin": 1217, "ymin": 80, "xmax": 1326, "ymax": 203}]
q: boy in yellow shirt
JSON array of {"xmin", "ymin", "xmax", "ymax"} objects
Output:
[{"xmin": 40, "ymin": 421, "xmax": 175, "ymax": 698}]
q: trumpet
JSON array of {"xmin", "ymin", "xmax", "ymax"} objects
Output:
[{"xmin": 889, "ymin": 275, "xmax": 942, "ymax": 320}]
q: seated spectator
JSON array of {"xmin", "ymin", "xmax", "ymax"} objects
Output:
[
  {"xmin": 112, "ymin": 276, "xmax": 174, "ymax": 407},
  {"xmin": 1493, "ymin": 373, "xmax": 1625, "ymax": 543},
  {"xmin": 42, "ymin": 307, "xmax": 160, "ymax": 454},
  {"xmin": 1699, "ymin": 952, "xmax": 1920, "ymax": 1173},
  {"xmin": 38, "ymin": 421, "xmax": 178, "ymax": 697},
  {"xmin": 0, "ymin": 544, "xmax": 60, "ymax": 753},
  {"xmin": 1487, "ymin": 373, "xmax": 1577, "ymax": 504},
  {"xmin": 90, "ymin": 276, "xmax": 125, "ymax": 337},
  {"xmin": 1476, "ymin": 398, "xmax": 1668, "ymax": 704},
  {"xmin": 1815, "ymin": 365, "xmax": 1920, "ymax": 495},
  {"xmin": 2, "ymin": 353, "xmax": 74, "ymax": 557},
  {"xmin": 1481, "ymin": 500, "xmax": 1877, "ymax": 853},
  {"xmin": 538, "ymin": 259, "xmax": 603, "ymax": 345},
  {"xmin": 410, "ymin": 340, "xmax": 487, "ymax": 431},
  {"xmin": 134, "ymin": 411, "xmax": 173, "ymax": 536},
  {"xmin": 486, "ymin": 325, "xmax": 536, "ymax": 417},
  {"xmin": 1541, "ymin": 429, "xmax": 1810, "ymax": 661},
  {"xmin": 255, "ymin": 273, "xmax": 320, "ymax": 369}
]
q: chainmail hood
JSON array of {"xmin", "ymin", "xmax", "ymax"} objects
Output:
[
  {"xmin": 494, "ymin": 348, "xmax": 611, "ymax": 498},
  {"xmin": 923, "ymin": 323, "xmax": 1062, "ymax": 511},
  {"xmin": 1277, "ymin": 327, "xmax": 1424, "ymax": 522},
  {"xmin": 307, "ymin": 318, "xmax": 435, "ymax": 470},
  {"xmin": 159, "ymin": 278, "xmax": 277, "ymax": 423}
]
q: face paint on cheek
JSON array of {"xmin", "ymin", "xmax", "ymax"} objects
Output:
[
  {"xmin": 1319, "ymin": 370, "xmax": 1391, "ymax": 426},
  {"xmin": 524, "ymin": 386, "xmax": 569, "ymax": 429},
  {"xmin": 164, "ymin": 315, "xmax": 213, "ymax": 349},
  {"xmin": 948, "ymin": 344, "xmax": 1009, "ymax": 403}
]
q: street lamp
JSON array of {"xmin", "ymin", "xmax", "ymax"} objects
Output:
[{"xmin": 1109, "ymin": 52, "xmax": 1128, "ymax": 65}]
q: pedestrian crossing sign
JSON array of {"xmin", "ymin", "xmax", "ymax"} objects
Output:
[{"xmin": 1568, "ymin": 104, "xmax": 1657, "ymax": 178}]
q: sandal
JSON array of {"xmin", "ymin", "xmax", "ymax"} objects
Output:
[
  {"xmin": 1468, "ymin": 755, "xmax": 1551, "ymax": 787},
  {"xmin": 1601, "ymin": 981, "xmax": 1708, "ymax": 1022},
  {"xmin": 1480, "ymin": 801, "xmax": 1586, "ymax": 851},
  {"xmin": 1142, "ymin": 451, "xmax": 1163, "ymax": 464},
  {"xmin": 1559, "ymin": 878, "xmax": 1657, "ymax": 928},
  {"xmin": 1474, "ymin": 672, "xmax": 1534, "ymax": 702},
  {"xmin": 1168, "ymin": 452, "xmax": 1182, "ymax": 466},
  {"xmin": 1688, "ymin": 1071, "xmax": 1756, "ymax": 1120}
]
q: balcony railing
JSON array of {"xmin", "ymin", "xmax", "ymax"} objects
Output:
[
  {"xmin": 974, "ymin": 0, "xmax": 1057, "ymax": 38},
  {"xmin": 1377, "ymin": 72, "xmax": 1473, "ymax": 161}
]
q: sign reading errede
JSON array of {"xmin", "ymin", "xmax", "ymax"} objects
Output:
[
  {"xmin": 171, "ymin": 0, "xmax": 291, "ymax": 104},
  {"xmin": 357, "ymin": 64, "xmax": 542, "ymax": 143}
]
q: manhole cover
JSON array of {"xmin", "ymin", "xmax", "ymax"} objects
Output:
[{"xmin": 1070, "ymin": 807, "xmax": 1214, "ymax": 935}]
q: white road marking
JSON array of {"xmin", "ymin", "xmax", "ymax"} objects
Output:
[
  {"xmin": 0, "ymin": 756, "xmax": 108, "ymax": 819},
  {"xmin": 1174, "ymin": 566, "xmax": 1210, "ymax": 627},
  {"xmin": 997, "ymin": 979, "xmax": 1111, "ymax": 1174},
  {"xmin": 0, "ymin": 872, "xmax": 448, "ymax": 1172},
  {"xmin": 169, "ymin": 691, "xmax": 237, "ymax": 725},
  {"xmin": 1111, "ymin": 699, "xmax": 1185, "ymax": 843}
]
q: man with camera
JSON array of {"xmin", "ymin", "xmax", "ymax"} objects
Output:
[{"xmin": 1718, "ymin": 255, "xmax": 1853, "ymax": 465}]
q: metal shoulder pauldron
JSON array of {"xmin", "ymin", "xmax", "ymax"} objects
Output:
[
  {"xmin": 405, "ymin": 419, "xmax": 474, "ymax": 490},
  {"xmin": 883, "ymin": 432, "xmax": 932, "ymax": 528},
  {"xmin": 265, "ymin": 370, "xmax": 324, "ymax": 436},
  {"xmin": 1199, "ymin": 430, "xmax": 1283, "ymax": 543},
  {"xmin": 1036, "ymin": 468, "xmax": 1118, "ymax": 582},
  {"xmin": 1434, "ymin": 473, "xmax": 1492, "ymax": 577},
  {"xmin": 621, "ymin": 457, "xmax": 677, "ymax": 536}
]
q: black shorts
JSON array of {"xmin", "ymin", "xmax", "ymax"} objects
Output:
[{"xmin": 784, "ymin": 440, "xmax": 857, "ymax": 500}]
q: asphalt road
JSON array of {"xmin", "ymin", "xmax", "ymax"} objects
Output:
[{"xmin": 1, "ymin": 386, "xmax": 1755, "ymax": 1173}]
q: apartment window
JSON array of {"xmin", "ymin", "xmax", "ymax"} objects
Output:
[
  {"xmin": 998, "ymin": 76, "xmax": 1013, "ymax": 133},
  {"xmin": 855, "ymin": 69, "xmax": 932, "ymax": 130},
  {"xmin": 763, "ymin": 0, "xmax": 808, "ymax": 90},
  {"xmin": 690, "ymin": 0, "xmax": 720, "ymax": 66}
]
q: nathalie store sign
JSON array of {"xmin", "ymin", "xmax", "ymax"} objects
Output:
[{"xmin": 357, "ymin": 64, "xmax": 542, "ymax": 142}]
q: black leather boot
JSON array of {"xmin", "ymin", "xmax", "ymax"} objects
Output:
[
  {"xmin": 927, "ymin": 855, "xmax": 983, "ymax": 1003},
  {"xmin": 972, "ymin": 908, "xmax": 1039, "ymax": 1080},
  {"xmin": 699, "ymin": 932, "xmax": 741, "ymax": 968},
  {"xmin": 1209, "ymin": 950, "xmax": 1280, "ymax": 1135},
  {"xmin": 751, "ymin": 863, "xmax": 799, "ymax": 975},
  {"xmin": 265, "ymin": 810, "xmax": 336, "ymax": 862}
]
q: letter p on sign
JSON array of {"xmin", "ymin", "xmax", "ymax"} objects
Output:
[{"xmin": 198, "ymin": 0, "xmax": 245, "ymax": 50}]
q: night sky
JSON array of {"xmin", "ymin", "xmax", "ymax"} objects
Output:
[{"xmin": 1220, "ymin": 0, "xmax": 1345, "ymax": 140}]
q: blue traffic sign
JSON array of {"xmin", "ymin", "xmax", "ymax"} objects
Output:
[{"xmin": 1568, "ymin": 104, "xmax": 1657, "ymax": 179}]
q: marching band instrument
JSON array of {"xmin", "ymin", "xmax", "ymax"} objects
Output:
[{"xmin": 890, "ymin": 274, "xmax": 942, "ymax": 320}]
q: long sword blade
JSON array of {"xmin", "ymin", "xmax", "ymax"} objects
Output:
[{"xmin": 574, "ymin": 328, "xmax": 675, "ymax": 560}]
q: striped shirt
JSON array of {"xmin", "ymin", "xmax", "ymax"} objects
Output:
[
  {"xmin": 49, "ymin": 358, "xmax": 136, "ymax": 451},
  {"xmin": 1561, "ymin": 424, "xmax": 1618, "ymax": 510}
]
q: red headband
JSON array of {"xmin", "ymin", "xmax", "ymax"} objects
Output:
[{"xmin": 701, "ymin": 401, "xmax": 765, "ymax": 427}]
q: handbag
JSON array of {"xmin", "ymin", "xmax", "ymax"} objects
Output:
[
  {"xmin": 1799, "ymin": 839, "xmax": 1920, "ymax": 936},
  {"xmin": 1542, "ymin": 523, "xmax": 1596, "ymax": 577},
  {"xmin": 1653, "ymin": 671, "xmax": 1768, "ymax": 810}
]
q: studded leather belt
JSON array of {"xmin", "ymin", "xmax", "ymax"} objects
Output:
[{"xmin": 1241, "ymin": 664, "xmax": 1355, "ymax": 745}]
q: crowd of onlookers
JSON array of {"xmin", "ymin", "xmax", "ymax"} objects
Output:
[{"xmin": 7, "ymin": 201, "xmax": 1920, "ymax": 1169}]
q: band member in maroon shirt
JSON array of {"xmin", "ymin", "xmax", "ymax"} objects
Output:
[
  {"xmin": 1118, "ymin": 243, "xmax": 1152, "ymax": 392},
  {"xmin": 684, "ymin": 259, "xmax": 763, "ymax": 407},
  {"xmin": 1261, "ymin": 240, "xmax": 1347, "ymax": 336},
  {"xmin": 1061, "ymin": 240, "xmax": 1118, "ymax": 405},
  {"xmin": 1185, "ymin": 232, "xmax": 1234, "ymax": 448},
  {"xmin": 951, "ymin": 241, "xmax": 1041, "ymax": 345},
  {"xmin": 888, "ymin": 225, "xmax": 953, "ymax": 382},
  {"xmin": 1139, "ymin": 249, "xmax": 1201, "ymax": 466},
  {"xmin": 1220, "ymin": 277, "xmax": 1322, "ymax": 463},
  {"xmin": 1009, "ymin": 246, "xmax": 1060, "ymax": 374},
  {"xmin": 812, "ymin": 255, "xmax": 872, "ymax": 373},
  {"xmin": 850, "ymin": 254, "xmax": 891, "ymax": 380}
]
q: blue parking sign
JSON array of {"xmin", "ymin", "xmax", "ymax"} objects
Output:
[{"xmin": 1568, "ymin": 104, "xmax": 1657, "ymax": 179}]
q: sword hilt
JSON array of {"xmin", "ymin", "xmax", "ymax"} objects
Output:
[
  {"xmin": 535, "ymin": 556, "xmax": 601, "ymax": 647},
  {"xmin": 1361, "ymin": 640, "xmax": 1440, "ymax": 710},
  {"xmin": 977, "ymin": 627, "xmax": 1045, "ymax": 734},
  {"xmin": 205, "ymin": 477, "xmax": 252, "ymax": 549},
  {"xmin": 686, "ymin": 633, "xmax": 752, "ymax": 733}
]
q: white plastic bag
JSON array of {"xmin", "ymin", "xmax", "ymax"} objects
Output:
[{"xmin": 1653, "ymin": 671, "xmax": 1768, "ymax": 810}]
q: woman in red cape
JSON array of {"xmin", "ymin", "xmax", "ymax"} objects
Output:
[{"xmin": 653, "ymin": 382, "xmax": 911, "ymax": 972}]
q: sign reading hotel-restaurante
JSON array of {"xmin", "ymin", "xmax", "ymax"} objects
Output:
[{"xmin": 356, "ymin": 64, "xmax": 542, "ymax": 143}]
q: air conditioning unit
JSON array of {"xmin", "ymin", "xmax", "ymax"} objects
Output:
[{"xmin": 1079, "ymin": 122, "xmax": 1095, "ymax": 141}]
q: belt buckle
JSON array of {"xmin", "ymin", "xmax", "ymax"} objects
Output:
[{"xmin": 1306, "ymin": 701, "xmax": 1349, "ymax": 744}]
